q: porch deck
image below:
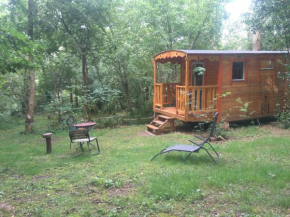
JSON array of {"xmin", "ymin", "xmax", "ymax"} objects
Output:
[
  {"xmin": 154, "ymin": 106, "xmax": 217, "ymax": 122},
  {"xmin": 154, "ymin": 107, "xmax": 185, "ymax": 121}
]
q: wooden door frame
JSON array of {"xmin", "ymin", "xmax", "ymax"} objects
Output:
[{"xmin": 191, "ymin": 62, "xmax": 205, "ymax": 86}]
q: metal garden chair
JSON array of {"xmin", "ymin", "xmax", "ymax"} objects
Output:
[
  {"xmin": 69, "ymin": 129, "xmax": 100, "ymax": 156},
  {"xmin": 151, "ymin": 112, "xmax": 220, "ymax": 163}
]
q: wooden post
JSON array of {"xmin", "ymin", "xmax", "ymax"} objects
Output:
[
  {"xmin": 258, "ymin": 58, "xmax": 261, "ymax": 84},
  {"xmin": 185, "ymin": 58, "xmax": 190, "ymax": 121},
  {"xmin": 153, "ymin": 60, "xmax": 157, "ymax": 110},
  {"xmin": 160, "ymin": 83, "xmax": 163, "ymax": 110},
  {"xmin": 273, "ymin": 57, "xmax": 277, "ymax": 84},
  {"xmin": 244, "ymin": 60, "xmax": 248, "ymax": 83},
  {"xmin": 43, "ymin": 133, "xmax": 53, "ymax": 154},
  {"xmin": 229, "ymin": 60, "xmax": 233, "ymax": 85},
  {"xmin": 217, "ymin": 55, "xmax": 223, "ymax": 122}
]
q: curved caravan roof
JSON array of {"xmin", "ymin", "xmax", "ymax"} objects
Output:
[
  {"xmin": 153, "ymin": 50, "xmax": 187, "ymax": 63},
  {"xmin": 153, "ymin": 49, "xmax": 289, "ymax": 63}
]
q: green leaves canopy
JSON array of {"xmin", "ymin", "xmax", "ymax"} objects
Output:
[
  {"xmin": 0, "ymin": 0, "xmax": 228, "ymax": 117},
  {"xmin": 244, "ymin": 0, "xmax": 290, "ymax": 50}
]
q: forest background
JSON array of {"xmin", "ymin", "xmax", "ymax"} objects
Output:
[{"xmin": 0, "ymin": 0, "xmax": 289, "ymax": 132}]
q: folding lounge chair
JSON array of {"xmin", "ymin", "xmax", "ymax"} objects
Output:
[{"xmin": 151, "ymin": 112, "xmax": 220, "ymax": 163}]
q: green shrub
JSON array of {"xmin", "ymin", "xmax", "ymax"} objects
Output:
[{"xmin": 276, "ymin": 64, "xmax": 290, "ymax": 129}]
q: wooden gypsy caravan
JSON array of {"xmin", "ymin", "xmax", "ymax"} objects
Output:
[{"xmin": 147, "ymin": 50, "xmax": 288, "ymax": 135}]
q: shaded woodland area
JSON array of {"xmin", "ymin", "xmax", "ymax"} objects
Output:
[{"xmin": 0, "ymin": 0, "xmax": 289, "ymax": 131}]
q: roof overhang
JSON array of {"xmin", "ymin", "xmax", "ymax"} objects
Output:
[
  {"xmin": 178, "ymin": 50, "xmax": 289, "ymax": 55},
  {"xmin": 153, "ymin": 50, "xmax": 289, "ymax": 63},
  {"xmin": 153, "ymin": 50, "xmax": 187, "ymax": 64}
]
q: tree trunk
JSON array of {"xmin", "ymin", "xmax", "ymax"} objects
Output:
[
  {"xmin": 82, "ymin": 53, "xmax": 88, "ymax": 115},
  {"xmin": 75, "ymin": 79, "xmax": 79, "ymax": 108},
  {"xmin": 25, "ymin": 58, "xmax": 36, "ymax": 131},
  {"xmin": 122, "ymin": 80, "xmax": 134, "ymax": 116},
  {"xmin": 82, "ymin": 53, "xmax": 88, "ymax": 97},
  {"xmin": 252, "ymin": 31, "xmax": 261, "ymax": 51},
  {"xmin": 25, "ymin": 0, "xmax": 36, "ymax": 132},
  {"xmin": 28, "ymin": 0, "xmax": 33, "ymax": 41},
  {"xmin": 191, "ymin": 31, "xmax": 201, "ymax": 49},
  {"xmin": 115, "ymin": 63, "xmax": 134, "ymax": 116},
  {"xmin": 211, "ymin": 38, "xmax": 218, "ymax": 50},
  {"xmin": 70, "ymin": 92, "xmax": 73, "ymax": 107},
  {"xmin": 22, "ymin": 70, "xmax": 29, "ymax": 114},
  {"xmin": 75, "ymin": 95, "xmax": 79, "ymax": 108}
]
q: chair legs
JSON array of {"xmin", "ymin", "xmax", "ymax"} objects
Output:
[
  {"xmin": 95, "ymin": 139, "xmax": 100, "ymax": 154},
  {"xmin": 71, "ymin": 142, "xmax": 84, "ymax": 157},
  {"xmin": 150, "ymin": 149, "xmax": 166, "ymax": 161},
  {"xmin": 78, "ymin": 142, "xmax": 84, "ymax": 152},
  {"xmin": 70, "ymin": 142, "xmax": 84, "ymax": 152},
  {"xmin": 70, "ymin": 138, "xmax": 100, "ymax": 156},
  {"xmin": 184, "ymin": 152, "xmax": 193, "ymax": 161},
  {"xmin": 150, "ymin": 153, "xmax": 161, "ymax": 161},
  {"xmin": 200, "ymin": 145, "xmax": 220, "ymax": 163},
  {"xmin": 87, "ymin": 139, "xmax": 100, "ymax": 155}
]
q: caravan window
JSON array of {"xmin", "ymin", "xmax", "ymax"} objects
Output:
[
  {"xmin": 232, "ymin": 62, "xmax": 245, "ymax": 81},
  {"xmin": 260, "ymin": 60, "xmax": 273, "ymax": 69}
]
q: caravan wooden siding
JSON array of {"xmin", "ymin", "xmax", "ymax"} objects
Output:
[
  {"xmin": 220, "ymin": 55, "xmax": 287, "ymax": 121},
  {"xmin": 205, "ymin": 61, "xmax": 219, "ymax": 86}
]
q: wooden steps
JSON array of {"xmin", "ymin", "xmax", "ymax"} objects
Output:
[
  {"xmin": 153, "ymin": 120, "xmax": 164, "ymax": 125},
  {"xmin": 146, "ymin": 115, "xmax": 175, "ymax": 135}
]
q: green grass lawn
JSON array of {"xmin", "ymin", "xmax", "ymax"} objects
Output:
[{"xmin": 0, "ymin": 116, "xmax": 290, "ymax": 216}]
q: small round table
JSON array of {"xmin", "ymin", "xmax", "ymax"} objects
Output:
[{"xmin": 72, "ymin": 122, "xmax": 96, "ymax": 130}]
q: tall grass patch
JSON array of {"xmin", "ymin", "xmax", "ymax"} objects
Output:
[{"xmin": 145, "ymin": 136, "xmax": 290, "ymax": 205}]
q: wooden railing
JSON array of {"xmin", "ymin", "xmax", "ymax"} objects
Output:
[
  {"xmin": 176, "ymin": 86, "xmax": 186, "ymax": 114},
  {"xmin": 163, "ymin": 83, "xmax": 178, "ymax": 105},
  {"xmin": 154, "ymin": 83, "xmax": 179, "ymax": 109},
  {"xmin": 176, "ymin": 85, "xmax": 218, "ymax": 115},
  {"xmin": 154, "ymin": 84, "xmax": 163, "ymax": 108},
  {"xmin": 188, "ymin": 85, "xmax": 218, "ymax": 112}
]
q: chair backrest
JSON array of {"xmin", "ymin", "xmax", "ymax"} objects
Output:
[
  {"xmin": 66, "ymin": 116, "xmax": 77, "ymax": 129},
  {"xmin": 69, "ymin": 129, "xmax": 89, "ymax": 141},
  {"xmin": 204, "ymin": 112, "xmax": 219, "ymax": 141}
]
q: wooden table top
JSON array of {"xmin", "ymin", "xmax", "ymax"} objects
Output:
[{"xmin": 72, "ymin": 122, "xmax": 96, "ymax": 128}]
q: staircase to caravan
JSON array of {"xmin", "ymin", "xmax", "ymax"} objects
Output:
[{"xmin": 146, "ymin": 115, "xmax": 175, "ymax": 135}]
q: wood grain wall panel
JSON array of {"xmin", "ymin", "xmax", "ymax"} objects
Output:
[
  {"xmin": 205, "ymin": 61, "xmax": 219, "ymax": 85},
  {"xmin": 214, "ymin": 55, "xmax": 285, "ymax": 121},
  {"xmin": 222, "ymin": 61, "xmax": 231, "ymax": 84}
]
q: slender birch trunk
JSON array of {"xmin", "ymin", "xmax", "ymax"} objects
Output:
[{"xmin": 25, "ymin": 0, "xmax": 36, "ymax": 132}]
